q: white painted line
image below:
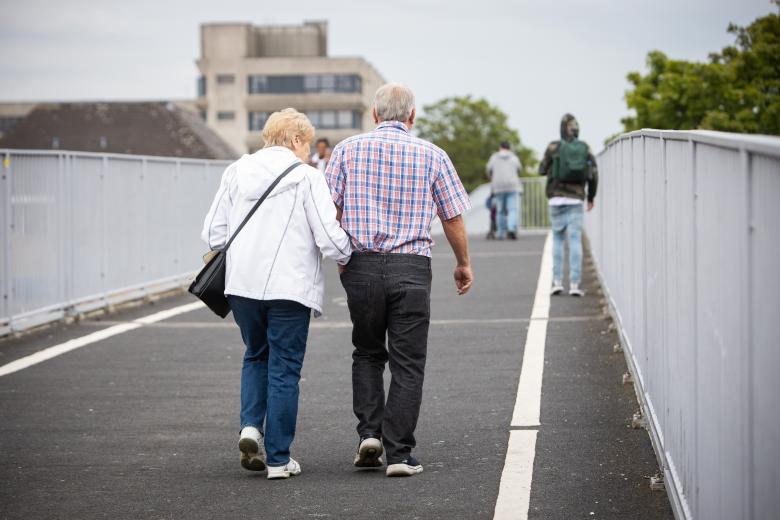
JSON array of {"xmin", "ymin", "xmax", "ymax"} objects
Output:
[
  {"xmin": 510, "ymin": 319, "xmax": 548, "ymax": 427},
  {"xmin": 531, "ymin": 234, "xmax": 554, "ymax": 320},
  {"xmin": 133, "ymin": 301, "xmax": 205, "ymax": 325},
  {"xmin": 494, "ymin": 232, "xmax": 552, "ymax": 520},
  {"xmin": 0, "ymin": 323, "xmax": 141, "ymax": 377},
  {"xmin": 493, "ymin": 430, "xmax": 538, "ymax": 520},
  {"xmin": 0, "ymin": 301, "xmax": 205, "ymax": 378},
  {"xmin": 512, "ymin": 233, "xmax": 552, "ymax": 427}
]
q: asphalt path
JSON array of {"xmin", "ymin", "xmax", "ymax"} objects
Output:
[{"xmin": 0, "ymin": 235, "xmax": 672, "ymax": 519}]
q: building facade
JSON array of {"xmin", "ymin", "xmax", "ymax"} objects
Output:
[{"xmin": 196, "ymin": 21, "xmax": 386, "ymax": 154}]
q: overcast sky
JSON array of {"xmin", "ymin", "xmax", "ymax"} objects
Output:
[{"xmin": 0, "ymin": 0, "xmax": 774, "ymax": 154}]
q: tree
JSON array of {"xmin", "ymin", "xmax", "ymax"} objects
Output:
[
  {"xmin": 621, "ymin": 5, "xmax": 779, "ymax": 136},
  {"xmin": 416, "ymin": 96, "xmax": 537, "ymax": 193}
]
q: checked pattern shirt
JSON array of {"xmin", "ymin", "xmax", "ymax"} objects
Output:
[{"xmin": 325, "ymin": 121, "xmax": 471, "ymax": 257}]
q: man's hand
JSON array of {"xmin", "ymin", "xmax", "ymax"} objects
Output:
[
  {"xmin": 441, "ymin": 214, "xmax": 473, "ymax": 295},
  {"xmin": 587, "ymin": 201, "xmax": 594, "ymax": 212},
  {"xmin": 454, "ymin": 264, "xmax": 473, "ymax": 295},
  {"xmin": 337, "ymin": 263, "xmax": 346, "ymax": 274}
]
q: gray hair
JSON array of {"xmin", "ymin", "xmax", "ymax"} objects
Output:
[{"xmin": 373, "ymin": 83, "xmax": 415, "ymax": 122}]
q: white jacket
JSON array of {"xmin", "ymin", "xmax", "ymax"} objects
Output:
[{"xmin": 201, "ymin": 146, "xmax": 351, "ymax": 315}]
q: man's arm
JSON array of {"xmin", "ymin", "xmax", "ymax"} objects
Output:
[
  {"xmin": 441, "ymin": 215, "xmax": 473, "ymax": 295},
  {"xmin": 538, "ymin": 142, "xmax": 556, "ymax": 176},
  {"xmin": 586, "ymin": 148, "xmax": 599, "ymax": 211}
]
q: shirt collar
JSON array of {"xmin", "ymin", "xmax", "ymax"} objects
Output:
[{"xmin": 376, "ymin": 120, "xmax": 410, "ymax": 133}]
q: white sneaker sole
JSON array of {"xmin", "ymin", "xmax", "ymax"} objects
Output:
[
  {"xmin": 267, "ymin": 464, "xmax": 301, "ymax": 480},
  {"xmin": 551, "ymin": 287, "xmax": 564, "ymax": 295},
  {"xmin": 354, "ymin": 438, "xmax": 384, "ymax": 468},
  {"xmin": 238, "ymin": 437, "xmax": 266, "ymax": 472},
  {"xmin": 386, "ymin": 463, "xmax": 423, "ymax": 477}
]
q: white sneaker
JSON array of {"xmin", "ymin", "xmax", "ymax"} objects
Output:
[
  {"xmin": 386, "ymin": 456, "xmax": 423, "ymax": 477},
  {"xmin": 354, "ymin": 436, "xmax": 384, "ymax": 468},
  {"xmin": 551, "ymin": 280, "xmax": 564, "ymax": 295},
  {"xmin": 569, "ymin": 283, "xmax": 585, "ymax": 297},
  {"xmin": 267, "ymin": 458, "xmax": 302, "ymax": 480},
  {"xmin": 238, "ymin": 426, "xmax": 266, "ymax": 472}
]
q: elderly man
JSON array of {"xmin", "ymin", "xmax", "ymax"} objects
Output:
[{"xmin": 326, "ymin": 83, "xmax": 473, "ymax": 477}]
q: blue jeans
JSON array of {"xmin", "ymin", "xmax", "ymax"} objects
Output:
[
  {"xmin": 494, "ymin": 191, "xmax": 520, "ymax": 237},
  {"xmin": 228, "ymin": 296, "xmax": 311, "ymax": 466},
  {"xmin": 549, "ymin": 203, "xmax": 583, "ymax": 285}
]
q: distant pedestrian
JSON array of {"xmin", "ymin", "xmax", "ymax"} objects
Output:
[
  {"xmin": 539, "ymin": 113, "xmax": 598, "ymax": 296},
  {"xmin": 485, "ymin": 191, "xmax": 497, "ymax": 240},
  {"xmin": 486, "ymin": 142, "xmax": 523, "ymax": 240},
  {"xmin": 326, "ymin": 83, "xmax": 473, "ymax": 478},
  {"xmin": 202, "ymin": 108, "xmax": 351, "ymax": 479},
  {"xmin": 310, "ymin": 137, "xmax": 330, "ymax": 172}
]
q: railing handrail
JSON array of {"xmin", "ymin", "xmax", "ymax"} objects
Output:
[
  {"xmin": 602, "ymin": 129, "xmax": 780, "ymax": 159},
  {"xmin": 0, "ymin": 148, "xmax": 235, "ymax": 165}
]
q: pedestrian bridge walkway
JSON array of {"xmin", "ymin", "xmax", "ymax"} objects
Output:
[
  {"xmin": 0, "ymin": 234, "xmax": 672, "ymax": 519},
  {"xmin": 1, "ymin": 129, "xmax": 779, "ymax": 519}
]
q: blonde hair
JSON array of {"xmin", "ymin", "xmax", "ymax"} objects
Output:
[{"xmin": 262, "ymin": 108, "xmax": 314, "ymax": 147}]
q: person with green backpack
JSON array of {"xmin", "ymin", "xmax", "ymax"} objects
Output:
[{"xmin": 538, "ymin": 113, "xmax": 598, "ymax": 296}]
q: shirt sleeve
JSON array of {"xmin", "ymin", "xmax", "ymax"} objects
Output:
[
  {"xmin": 432, "ymin": 151, "xmax": 472, "ymax": 220},
  {"xmin": 324, "ymin": 143, "xmax": 346, "ymax": 208},
  {"xmin": 200, "ymin": 162, "xmax": 236, "ymax": 250}
]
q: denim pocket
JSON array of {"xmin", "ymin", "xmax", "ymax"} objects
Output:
[{"xmin": 399, "ymin": 282, "xmax": 430, "ymax": 318}]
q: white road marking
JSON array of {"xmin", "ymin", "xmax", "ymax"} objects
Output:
[
  {"xmin": 493, "ymin": 430, "xmax": 538, "ymax": 520},
  {"xmin": 0, "ymin": 301, "xmax": 205, "ymax": 378},
  {"xmin": 494, "ymin": 232, "xmax": 552, "ymax": 520}
]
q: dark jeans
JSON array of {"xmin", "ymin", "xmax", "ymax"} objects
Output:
[
  {"xmin": 340, "ymin": 253, "xmax": 432, "ymax": 464},
  {"xmin": 228, "ymin": 296, "xmax": 311, "ymax": 466}
]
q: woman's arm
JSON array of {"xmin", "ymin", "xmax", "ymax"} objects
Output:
[
  {"xmin": 200, "ymin": 163, "xmax": 236, "ymax": 250},
  {"xmin": 303, "ymin": 169, "xmax": 352, "ymax": 264}
]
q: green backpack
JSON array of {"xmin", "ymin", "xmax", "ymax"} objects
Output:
[{"xmin": 553, "ymin": 139, "xmax": 588, "ymax": 183}]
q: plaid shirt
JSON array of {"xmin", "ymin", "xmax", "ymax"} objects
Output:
[{"xmin": 326, "ymin": 121, "xmax": 471, "ymax": 256}]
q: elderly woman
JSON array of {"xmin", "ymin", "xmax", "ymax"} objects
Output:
[{"xmin": 201, "ymin": 108, "xmax": 351, "ymax": 479}]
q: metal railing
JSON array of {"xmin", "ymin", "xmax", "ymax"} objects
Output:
[
  {"xmin": 585, "ymin": 130, "xmax": 780, "ymax": 520},
  {"xmin": 520, "ymin": 177, "xmax": 550, "ymax": 228},
  {"xmin": 0, "ymin": 150, "xmax": 229, "ymax": 336}
]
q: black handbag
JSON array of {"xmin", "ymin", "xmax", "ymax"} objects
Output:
[{"xmin": 188, "ymin": 161, "xmax": 303, "ymax": 317}]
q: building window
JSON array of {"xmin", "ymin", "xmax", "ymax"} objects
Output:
[
  {"xmin": 305, "ymin": 110, "xmax": 362, "ymax": 130},
  {"xmin": 248, "ymin": 111, "xmax": 270, "ymax": 131},
  {"xmin": 217, "ymin": 111, "xmax": 235, "ymax": 121},
  {"xmin": 216, "ymin": 74, "xmax": 235, "ymax": 84},
  {"xmin": 0, "ymin": 117, "xmax": 22, "ymax": 134},
  {"xmin": 197, "ymin": 76, "xmax": 206, "ymax": 97},
  {"xmin": 248, "ymin": 74, "xmax": 362, "ymax": 94}
]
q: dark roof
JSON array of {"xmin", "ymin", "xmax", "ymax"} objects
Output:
[{"xmin": 0, "ymin": 102, "xmax": 237, "ymax": 160}]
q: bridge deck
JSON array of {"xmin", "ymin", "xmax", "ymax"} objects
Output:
[{"xmin": 0, "ymin": 235, "xmax": 672, "ymax": 519}]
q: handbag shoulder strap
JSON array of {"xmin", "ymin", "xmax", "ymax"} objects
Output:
[{"xmin": 223, "ymin": 161, "xmax": 303, "ymax": 251}]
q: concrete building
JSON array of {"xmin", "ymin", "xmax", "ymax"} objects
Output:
[{"xmin": 196, "ymin": 21, "xmax": 386, "ymax": 154}]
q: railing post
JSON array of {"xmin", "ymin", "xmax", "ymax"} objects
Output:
[
  {"xmin": 1, "ymin": 151, "xmax": 11, "ymax": 330},
  {"xmin": 100, "ymin": 155, "xmax": 108, "ymax": 304}
]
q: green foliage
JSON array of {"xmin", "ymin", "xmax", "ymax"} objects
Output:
[
  {"xmin": 415, "ymin": 96, "xmax": 537, "ymax": 193},
  {"xmin": 621, "ymin": 6, "xmax": 779, "ymax": 135}
]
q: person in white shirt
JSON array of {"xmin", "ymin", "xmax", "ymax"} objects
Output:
[
  {"xmin": 310, "ymin": 137, "xmax": 331, "ymax": 172},
  {"xmin": 202, "ymin": 108, "xmax": 351, "ymax": 480}
]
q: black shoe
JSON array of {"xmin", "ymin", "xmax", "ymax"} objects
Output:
[
  {"xmin": 507, "ymin": 231, "xmax": 517, "ymax": 240},
  {"xmin": 354, "ymin": 436, "xmax": 384, "ymax": 468},
  {"xmin": 386, "ymin": 456, "xmax": 423, "ymax": 477}
]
